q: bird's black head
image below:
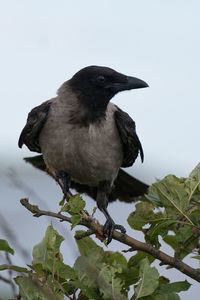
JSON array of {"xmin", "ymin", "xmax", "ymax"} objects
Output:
[{"xmin": 69, "ymin": 66, "xmax": 148, "ymax": 122}]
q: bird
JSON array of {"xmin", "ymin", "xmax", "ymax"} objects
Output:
[{"xmin": 18, "ymin": 65, "xmax": 148, "ymax": 244}]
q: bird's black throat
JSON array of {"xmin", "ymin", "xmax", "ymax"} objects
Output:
[{"xmin": 76, "ymin": 92, "xmax": 113, "ymax": 125}]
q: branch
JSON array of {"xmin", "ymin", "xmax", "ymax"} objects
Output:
[
  {"xmin": 5, "ymin": 252, "xmax": 17, "ymax": 297},
  {"xmin": 0, "ymin": 274, "xmax": 12, "ymax": 284},
  {"xmin": 20, "ymin": 198, "xmax": 200, "ymax": 283}
]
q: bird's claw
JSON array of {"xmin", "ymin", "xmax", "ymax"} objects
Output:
[
  {"xmin": 103, "ymin": 219, "xmax": 126, "ymax": 244},
  {"xmin": 55, "ymin": 171, "xmax": 71, "ymax": 198}
]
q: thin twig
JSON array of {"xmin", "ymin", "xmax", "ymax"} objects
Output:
[
  {"xmin": 74, "ymin": 229, "xmax": 95, "ymax": 240},
  {"xmin": 5, "ymin": 252, "xmax": 17, "ymax": 297},
  {"xmin": 0, "ymin": 274, "xmax": 12, "ymax": 284},
  {"xmin": 20, "ymin": 198, "xmax": 200, "ymax": 283}
]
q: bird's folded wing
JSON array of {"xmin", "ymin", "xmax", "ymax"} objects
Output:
[
  {"xmin": 18, "ymin": 99, "xmax": 53, "ymax": 153},
  {"xmin": 114, "ymin": 106, "xmax": 144, "ymax": 167}
]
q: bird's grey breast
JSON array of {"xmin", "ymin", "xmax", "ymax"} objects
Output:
[{"xmin": 39, "ymin": 98, "xmax": 123, "ymax": 186}]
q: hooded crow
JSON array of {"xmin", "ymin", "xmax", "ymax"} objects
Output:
[{"xmin": 18, "ymin": 66, "xmax": 148, "ymax": 244}]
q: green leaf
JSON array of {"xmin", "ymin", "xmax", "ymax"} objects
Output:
[
  {"xmin": 191, "ymin": 255, "xmax": 200, "ymax": 260},
  {"xmin": 127, "ymin": 202, "xmax": 161, "ymax": 231},
  {"xmin": 147, "ymin": 220, "xmax": 177, "ymax": 248},
  {"xmin": 0, "ymin": 239, "xmax": 14, "ymax": 255},
  {"xmin": 71, "ymin": 214, "xmax": 82, "ymax": 229},
  {"xmin": 190, "ymin": 210, "xmax": 200, "ymax": 225},
  {"xmin": 176, "ymin": 225, "xmax": 195, "ymax": 244},
  {"xmin": 72, "ymin": 279, "xmax": 100, "ymax": 299},
  {"xmin": 0, "ymin": 264, "xmax": 29, "ymax": 273},
  {"xmin": 98, "ymin": 265, "xmax": 127, "ymax": 300},
  {"xmin": 163, "ymin": 235, "xmax": 178, "ymax": 254},
  {"xmin": 27, "ymin": 263, "xmax": 44, "ymax": 277},
  {"xmin": 75, "ymin": 256, "xmax": 127, "ymax": 299},
  {"xmin": 14, "ymin": 276, "xmax": 58, "ymax": 300},
  {"xmin": 134, "ymin": 258, "xmax": 159, "ymax": 299},
  {"xmin": 74, "ymin": 238, "xmax": 129, "ymax": 299},
  {"xmin": 149, "ymin": 175, "xmax": 190, "ymax": 221},
  {"xmin": 146, "ymin": 185, "xmax": 163, "ymax": 207},
  {"xmin": 118, "ymin": 266, "xmax": 139, "ymax": 286},
  {"xmin": 154, "ymin": 292, "xmax": 180, "ymax": 300},
  {"xmin": 128, "ymin": 251, "xmax": 155, "ymax": 268},
  {"xmin": 32, "ymin": 225, "xmax": 76, "ymax": 279},
  {"xmin": 59, "ymin": 196, "xmax": 65, "ymax": 206},
  {"xmin": 104, "ymin": 251, "xmax": 127, "ymax": 267},
  {"xmin": 158, "ymin": 280, "xmax": 191, "ymax": 293},
  {"xmin": 61, "ymin": 194, "xmax": 85, "ymax": 214},
  {"xmin": 75, "ymin": 230, "xmax": 104, "ymax": 257},
  {"xmin": 185, "ymin": 163, "xmax": 200, "ymax": 201},
  {"xmin": 74, "ymin": 255, "xmax": 100, "ymax": 287},
  {"xmin": 32, "ymin": 225, "xmax": 64, "ymax": 269}
]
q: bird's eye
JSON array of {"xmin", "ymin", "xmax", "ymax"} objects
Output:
[{"xmin": 97, "ymin": 75, "xmax": 105, "ymax": 83}]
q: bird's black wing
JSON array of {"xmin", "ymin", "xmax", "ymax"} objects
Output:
[
  {"xmin": 18, "ymin": 100, "xmax": 52, "ymax": 153},
  {"xmin": 114, "ymin": 106, "xmax": 144, "ymax": 167}
]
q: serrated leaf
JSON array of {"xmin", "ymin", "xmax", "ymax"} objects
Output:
[
  {"xmin": 61, "ymin": 194, "xmax": 85, "ymax": 214},
  {"xmin": 74, "ymin": 255, "xmax": 100, "ymax": 287},
  {"xmin": 150, "ymin": 175, "xmax": 191, "ymax": 222},
  {"xmin": 72, "ymin": 279, "xmax": 100, "ymax": 299},
  {"xmin": 146, "ymin": 185, "xmax": 163, "ymax": 207},
  {"xmin": 118, "ymin": 266, "xmax": 139, "ymax": 286},
  {"xmin": 163, "ymin": 235, "xmax": 178, "ymax": 250},
  {"xmin": 27, "ymin": 263, "xmax": 44, "ymax": 277},
  {"xmin": 128, "ymin": 251, "xmax": 155, "ymax": 268},
  {"xmin": 32, "ymin": 225, "xmax": 64, "ymax": 270},
  {"xmin": 104, "ymin": 251, "xmax": 127, "ymax": 267},
  {"xmin": 71, "ymin": 214, "xmax": 82, "ymax": 229},
  {"xmin": 134, "ymin": 258, "xmax": 159, "ymax": 299},
  {"xmin": 0, "ymin": 239, "xmax": 14, "ymax": 255},
  {"xmin": 127, "ymin": 202, "xmax": 161, "ymax": 231},
  {"xmin": 147, "ymin": 220, "xmax": 177, "ymax": 248},
  {"xmin": 32, "ymin": 225, "xmax": 75, "ymax": 279},
  {"xmin": 154, "ymin": 292, "xmax": 180, "ymax": 300},
  {"xmin": 75, "ymin": 230, "xmax": 104, "ymax": 257},
  {"xmin": 0, "ymin": 264, "xmax": 29, "ymax": 273},
  {"xmin": 158, "ymin": 276, "xmax": 170, "ymax": 285},
  {"xmin": 176, "ymin": 225, "xmax": 195, "ymax": 244},
  {"xmin": 98, "ymin": 265, "xmax": 127, "ymax": 300},
  {"xmin": 190, "ymin": 210, "xmax": 200, "ymax": 225},
  {"xmin": 185, "ymin": 163, "xmax": 200, "ymax": 201},
  {"xmin": 14, "ymin": 276, "xmax": 58, "ymax": 300},
  {"xmin": 158, "ymin": 280, "xmax": 191, "ymax": 293}
]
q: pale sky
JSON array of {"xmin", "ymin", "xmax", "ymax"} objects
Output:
[
  {"xmin": 1, "ymin": 0, "xmax": 200, "ymax": 182},
  {"xmin": 0, "ymin": 1, "xmax": 200, "ymax": 298}
]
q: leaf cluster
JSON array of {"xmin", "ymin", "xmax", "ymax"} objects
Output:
[
  {"xmin": 128, "ymin": 164, "xmax": 200, "ymax": 260},
  {"xmin": 0, "ymin": 226, "xmax": 191, "ymax": 300},
  {"xmin": 1, "ymin": 164, "xmax": 200, "ymax": 299}
]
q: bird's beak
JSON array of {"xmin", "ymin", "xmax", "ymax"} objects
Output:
[
  {"xmin": 113, "ymin": 76, "xmax": 149, "ymax": 92},
  {"xmin": 126, "ymin": 76, "xmax": 149, "ymax": 90}
]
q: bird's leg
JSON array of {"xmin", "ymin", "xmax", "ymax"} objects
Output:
[
  {"xmin": 97, "ymin": 181, "xmax": 126, "ymax": 244},
  {"xmin": 56, "ymin": 170, "xmax": 71, "ymax": 199}
]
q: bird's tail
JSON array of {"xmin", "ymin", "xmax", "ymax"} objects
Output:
[{"xmin": 24, "ymin": 155, "xmax": 148, "ymax": 203}]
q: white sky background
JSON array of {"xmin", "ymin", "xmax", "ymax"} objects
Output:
[
  {"xmin": 1, "ymin": 0, "xmax": 200, "ymax": 182},
  {"xmin": 0, "ymin": 0, "xmax": 200, "ymax": 299}
]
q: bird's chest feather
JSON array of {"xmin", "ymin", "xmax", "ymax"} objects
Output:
[{"xmin": 39, "ymin": 103, "xmax": 123, "ymax": 186}]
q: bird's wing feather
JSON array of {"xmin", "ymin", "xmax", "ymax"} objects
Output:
[
  {"xmin": 114, "ymin": 106, "xmax": 144, "ymax": 167},
  {"xmin": 18, "ymin": 99, "xmax": 53, "ymax": 153}
]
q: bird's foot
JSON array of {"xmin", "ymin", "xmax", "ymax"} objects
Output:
[
  {"xmin": 56, "ymin": 171, "xmax": 71, "ymax": 199},
  {"xmin": 103, "ymin": 218, "xmax": 126, "ymax": 245}
]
